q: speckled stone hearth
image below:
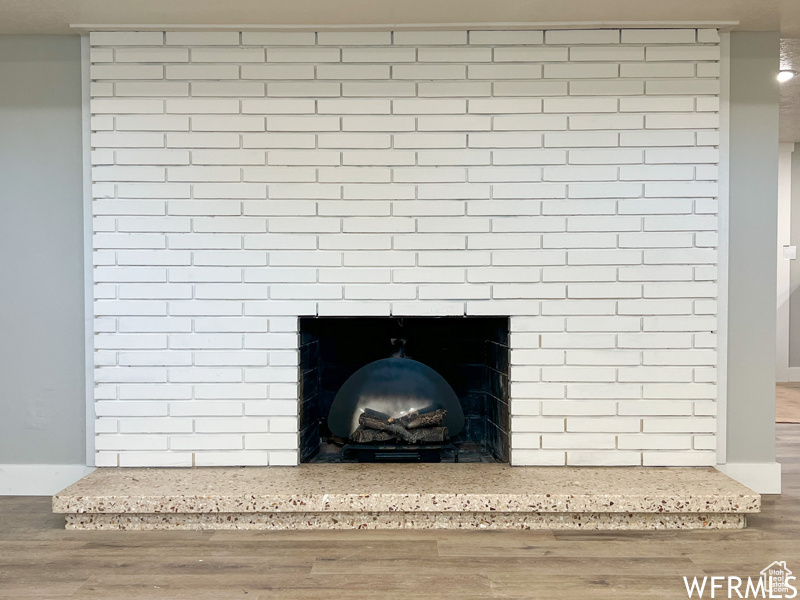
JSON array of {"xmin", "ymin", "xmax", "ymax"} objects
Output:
[{"xmin": 53, "ymin": 464, "xmax": 759, "ymax": 531}]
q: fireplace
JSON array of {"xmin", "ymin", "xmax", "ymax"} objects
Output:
[
  {"xmin": 299, "ymin": 317, "xmax": 510, "ymax": 463},
  {"xmin": 88, "ymin": 28, "xmax": 720, "ymax": 469}
]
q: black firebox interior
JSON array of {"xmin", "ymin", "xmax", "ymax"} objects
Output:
[{"xmin": 298, "ymin": 317, "xmax": 510, "ymax": 463}]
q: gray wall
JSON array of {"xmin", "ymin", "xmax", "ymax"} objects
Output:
[
  {"xmin": 789, "ymin": 147, "xmax": 800, "ymax": 367},
  {"xmin": 726, "ymin": 31, "xmax": 779, "ymax": 464},
  {"xmin": 0, "ymin": 35, "xmax": 85, "ymax": 464},
  {"xmin": 0, "ymin": 32, "xmax": 784, "ymax": 472}
]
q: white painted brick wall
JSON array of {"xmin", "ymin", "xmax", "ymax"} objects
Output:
[{"xmin": 90, "ymin": 28, "xmax": 719, "ymax": 468}]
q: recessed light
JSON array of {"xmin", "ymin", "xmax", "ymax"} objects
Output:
[{"xmin": 778, "ymin": 70, "xmax": 796, "ymax": 83}]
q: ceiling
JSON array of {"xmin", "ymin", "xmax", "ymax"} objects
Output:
[
  {"xmin": 0, "ymin": 0, "xmax": 798, "ymax": 36},
  {"xmin": 1, "ymin": 0, "xmax": 799, "ymax": 142}
]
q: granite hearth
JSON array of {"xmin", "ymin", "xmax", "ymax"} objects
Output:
[{"xmin": 53, "ymin": 464, "xmax": 759, "ymax": 531}]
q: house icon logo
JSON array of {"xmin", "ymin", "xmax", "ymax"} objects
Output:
[
  {"xmin": 683, "ymin": 560, "xmax": 798, "ymax": 598},
  {"xmin": 761, "ymin": 561, "xmax": 795, "ymax": 597}
]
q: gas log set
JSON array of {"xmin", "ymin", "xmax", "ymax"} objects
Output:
[
  {"xmin": 326, "ymin": 356, "xmax": 466, "ymax": 462},
  {"xmin": 351, "ymin": 408, "xmax": 449, "ymax": 444}
]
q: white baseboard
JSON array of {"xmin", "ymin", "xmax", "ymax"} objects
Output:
[
  {"xmin": 0, "ymin": 464, "xmax": 95, "ymax": 496},
  {"xmin": 716, "ymin": 462, "xmax": 782, "ymax": 494},
  {"xmin": 786, "ymin": 367, "xmax": 800, "ymax": 382}
]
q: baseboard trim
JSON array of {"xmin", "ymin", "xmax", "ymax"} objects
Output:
[
  {"xmin": 716, "ymin": 462, "xmax": 782, "ymax": 494},
  {"xmin": 0, "ymin": 464, "xmax": 95, "ymax": 496},
  {"xmin": 786, "ymin": 367, "xmax": 800, "ymax": 382}
]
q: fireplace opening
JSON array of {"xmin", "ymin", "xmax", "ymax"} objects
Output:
[{"xmin": 298, "ymin": 317, "xmax": 510, "ymax": 463}]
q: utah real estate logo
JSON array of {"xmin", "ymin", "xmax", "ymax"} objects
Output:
[{"xmin": 683, "ymin": 561, "xmax": 797, "ymax": 598}]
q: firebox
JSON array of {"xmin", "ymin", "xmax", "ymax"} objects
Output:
[{"xmin": 298, "ymin": 317, "xmax": 510, "ymax": 463}]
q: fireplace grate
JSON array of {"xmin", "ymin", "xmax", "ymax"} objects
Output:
[{"xmin": 341, "ymin": 443, "xmax": 459, "ymax": 463}]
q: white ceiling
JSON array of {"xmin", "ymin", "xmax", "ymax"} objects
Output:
[{"xmin": 1, "ymin": 0, "xmax": 799, "ymax": 141}]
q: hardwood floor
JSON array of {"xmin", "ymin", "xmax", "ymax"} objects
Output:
[
  {"xmin": 1, "ymin": 425, "xmax": 798, "ymax": 599},
  {"xmin": 777, "ymin": 383, "xmax": 800, "ymax": 422}
]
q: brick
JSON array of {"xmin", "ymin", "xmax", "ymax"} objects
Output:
[
  {"xmin": 394, "ymin": 234, "xmax": 465, "ymax": 250},
  {"xmin": 544, "ymin": 63, "xmax": 618, "ymax": 79},
  {"xmin": 342, "ymin": 48, "xmax": 415, "ymax": 62},
  {"xmin": 393, "ymin": 31, "xmax": 467, "ymax": 45},
  {"xmin": 343, "ymin": 81, "xmax": 416, "ymax": 96},
  {"xmin": 116, "ymin": 81, "xmax": 189, "ymax": 97},
  {"xmin": 396, "ymin": 268, "xmax": 466, "ymax": 283},
  {"xmin": 417, "ymin": 47, "xmax": 491, "ymax": 61},
  {"xmin": 243, "ymin": 64, "xmax": 314, "ymax": 80},
  {"xmin": 567, "ymin": 283, "xmax": 641, "ymax": 298},
  {"xmin": 318, "ymin": 64, "xmax": 390, "ymax": 79},
  {"xmin": 267, "ymin": 116, "xmax": 340, "ymax": 132},
  {"xmin": 494, "ymin": 115, "xmax": 566, "ymax": 131},
  {"xmin": 166, "ymin": 132, "xmax": 240, "ymax": 149},
  {"xmin": 469, "ymin": 64, "xmax": 542, "ymax": 79},
  {"xmin": 166, "ymin": 32, "xmax": 239, "ymax": 46},
  {"xmin": 245, "ymin": 167, "xmax": 316, "ymax": 182},
  {"xmin": 266, "ymin": 47, "xmax": 341, "ymax": 62},
  {"xmin": 545, "ymin": 30, "xmax": 620, "ymax": 44},
  {"xmin": 571, "ymin": 46, "xmax": 643, "ymax": 61},
  {"xmin": 245, "ymin": 433, "xmax": 298, "ymax": 450},
  {"xmin": 468, "ymin": 132, "xmax": 541, "ymax": 148},
  {"xmin": 92, "ymin": 132, "xmax": 164, "ymax": 148},
  {"xmin": 93, "ymin": 98, "xmax": 164, "ymax": 114},
  {"xmin": 570, "ymin": 114, "xmax": 643, "ymax": 130},
  {"xmin": 494, "ymin": 81, "xmax": 567, "ymax": 97},
  {"xmin": 320, "ymin": 134, "xmax": 391, "ymax": 149},
  {"xmin": 566, "ymin": 418, "xmax": 641, "ymax": 432},
  {"xmin": 542, "ymin": 433, "xmax": 616, "ymax": 449},
  {"xmin": 193, "ymin": 47, "xmax": 264, "ymax": 62},
  {"xmin": 193, "ymin": 81, "xmax": 265, "ymax": 96},
  {"xmin": 241, "ymin": 32, "xmax": 314, "ymax": 45},
  {"xmin": 268, "ymin": 82, "xmax": 340, "ymax": 97},
  {"xmin": 469, "ymin": 31, "xmax": 544, "ymax": 45},
  {"xmin": 646, "ymin": 79, "xmax": 719, "ymax": 95},
  {"xmin": 318, "ymin": 98, "xmax": 391, "ymax": 114},
  {"xmin": 568, "ymin": 451, "xmax": 641, "ymax": 466},
  {"xmin": 566, "ymin": 315, "xmax": 640, "ymax": 331},
  {"xmin": 418, "ymin": 284, "xmax": 490, "ymax": 300},
  {"xmin": 418, "ymin": 81, "xmax": 492, "ymax": 96},
  {"xmin": 541, "ymin": 300, "xmax": 616, "ymax": 315},
  {"xmin": 544, "ymin": 131, "xmax": 618, "ymax": 148},
  {"xmin": 494, "ymin": 47, "xmax": 567, "ymax": 62},
  {"xmin": 620, "ymin": 97, "xmax": 695, "ymax": 113},
  {"xmin": 116, "ymin": 47, "xmax": 189, "ymax": 62},
  {"xmin": 621, "ymin": 29, "xmax": 697, "ymax": 44},
  {"xmin": 342, "ymin": 116, "xmax": 414, "ymax": 131},
  {"xmin": 243, "ymin": 133, "xmax": 315, "ymax": 149},
  {"xmin": 419, "ymin": 150, "xmax": 490, "ymax": 166},
  {"xmin": 698, "ymin": 29, "xmax": 720, "ymax": 43},
  {"xmin": 645, "ymin": 113, "xmax": 719, "ymax": 130},
  {"xmin": 91, "ymin": 64, "xmax": 163, "ymax": 79},
  {"xmin": 646, "ymin": 46, "xmax": 720, "ymax": 62},
  {"xmin": 95, "ymin": 435, "xmax": 169, "ymax": 451},
  {"xmin": 90, "ymin": 31, "xmax": 164, "ymax": 46},
  {"xmin": 643, "ymin": 451, "xmax": 715, "ymax": 467},
  {"xmin": 511, "ymin": 417, "xmax": 565, "ymax": 433},
  {"xmin": 697, "ymin": 63, "xmax": 720, "ymax": 78},
  {"xmin": 394, "ymin": 98, "xmax": 466, "ymax": 114},
  {"xmin": 622, "ymin": 63, "xmax": 695, "ymax": 78},
  {"xmin": 166, "ymin": 64, "xmax": 239, "ymax": 79}
]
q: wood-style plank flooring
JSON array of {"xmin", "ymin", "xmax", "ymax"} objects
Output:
[
  {"xmin": 1, "ymin": 424, "xmax": 798, "ymax": 599},
  {"xmin": 777, "ymin": 383, "xmax": 800, "ymax": 422}
]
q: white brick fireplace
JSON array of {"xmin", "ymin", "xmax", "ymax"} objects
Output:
[{"xmin": 89, "ymin": 28, "xmax": 721, "ymax": 469}]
